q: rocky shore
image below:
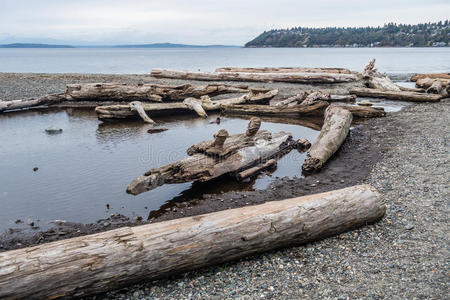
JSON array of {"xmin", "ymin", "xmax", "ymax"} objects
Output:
[{"xmin": 0, "ymin": 73, "xmax": 448, "ymax": 299}]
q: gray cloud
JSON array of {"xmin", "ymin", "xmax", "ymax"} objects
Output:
[{"xmin": 1, "ymin": 0, "xmax": 448, "ymax": 45}]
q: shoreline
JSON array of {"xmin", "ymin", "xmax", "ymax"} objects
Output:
[{"xmin": 0, "ymin": 73, "xmax": 448, "ymax": 298}]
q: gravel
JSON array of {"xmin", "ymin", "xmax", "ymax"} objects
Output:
[
  {"xmin": 1, "ymin": 73, "xmax": 448, "ymax": 299},
  {"xmin": 92, "ymin": 100, "xmax": 449, "ymax": 299}
]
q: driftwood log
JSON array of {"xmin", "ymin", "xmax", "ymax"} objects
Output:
[
  {"xmin": 410, "ymin": 73, "xmax": 450, "ymax": 82},
  {"xmin": 331, "ymin": 103, "xmax": 386, "ymax": 118},
  {"xmin": 95, "ymin": 89, "xmax": 278, "ymax": 122},
  {"xmin": 0, "ymin": 185, "xmax": 385, "ymax": 299},
  {"xmin": 151, "ymin": 69, "xmax": 360, "ymax": 83},
  {"xmin": 215, "ymin": 67, "xmax": 353, "ymax": 74},
  {"xmin": 302, "ymin": 106, "xmax": 352, "ymax": 172},
  {"xmin": 65, "ymin": 83, "xmax": 250, "ymax": 102},
  {"xmin": 223, "ymin": 101, "xmax": 329, "ymax": 118},
  {"xmin": 415, "ymin": 77, "xmax": 450, "ymax": 96},
  {"xmin": 127, "ymin": 118, "xmax": 296, "ymax": 195},
  {"xmin": 349, "ymin": 87, "xmax": 442, "ymax": 102},
  {"xmin": 362, "ymin": 59, "xmax": 400, "ymax": 91},
  {"xmin": 0, "ymin": 93, "xmax": 65, "ymax": 113}
]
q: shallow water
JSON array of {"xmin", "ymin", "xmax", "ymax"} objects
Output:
[
  {"xmin": 0, "ymin": 47, "xmax": 449, "ymax": 74},
  {"xmin": 0, "ymin": 109, "xmax": 319, "ymax": 231}
]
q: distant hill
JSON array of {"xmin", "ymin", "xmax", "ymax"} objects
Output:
[
  {"xmin": 0, "ymin": 42, "xmax": 238, "ymax": 48},
  {"xmin": 113, "ymin": 43, "xmax": 238, "ymax": 48},
  {"xmin": 245, "ymin": 20, "xmax": 450, "ymax": 48},
  {"xmin": 0, "ymin": 43, "xmax": 75, "ymax": 48}
]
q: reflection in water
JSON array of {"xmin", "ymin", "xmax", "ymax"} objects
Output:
[{"xmin": 0, "ymin": 108, "xmax": 319, "ymax": 232}]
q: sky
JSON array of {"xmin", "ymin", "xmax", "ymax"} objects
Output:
[{"xmin": 1, "ymin": 0, "xmax": 449, "ymax": 45}]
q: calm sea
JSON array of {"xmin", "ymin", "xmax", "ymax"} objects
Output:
[{"xmin": 0, "ymin": 47, "xmax": 449, "ymax": 74}]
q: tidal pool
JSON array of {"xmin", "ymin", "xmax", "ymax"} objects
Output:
[{"xmin": 0, "ymin": 108, "xmax": 320, "ymax": 232}]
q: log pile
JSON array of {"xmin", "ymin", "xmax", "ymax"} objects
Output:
[
  {"xmin": 65, "ymin": 82, "xmax": 251, "ymax": 102},
  {"xmin": 413, "ymin": 76, "xmax": 449, "ymax": 97},
  {"xmin": 95, "ymin": 89, "xmax": 278, "ymax": 122},
  {"xmin": 151, "ymin": 68, "xmax": 361, "ymax": 83},
  {"xmin": 0, "ymin": 185, "xmax": 385, "ymax": 299},
  {"xmin": 127, "ymin": 117, "xmax": 299, "ymax": 195},
  {"xmin": 302, "ymin": 106, "xmax": 353, "ymax": 173}
]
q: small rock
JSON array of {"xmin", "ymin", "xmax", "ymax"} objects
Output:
[
  {"xmin": 358, "ymin": 100, "xmax": 373, "ymax": 106},
  {"xmin": 45, "ymin": 126, "xmax": 63, "ymax": 134},
  {"xmin": 405, "ymin": 224, "xmax": 414, "ymax": 230},
  {"xmin": 103, "ymin": 222, "xmax": 110, "ymax": 227}
]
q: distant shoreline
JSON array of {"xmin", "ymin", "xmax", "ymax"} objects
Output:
[{"xmin": 0, "ymin": 43, "xmax": 240, "ymax": 49}]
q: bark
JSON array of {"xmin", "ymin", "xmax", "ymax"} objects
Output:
[
  {"xmin": 0, "ymin": 93, "xmax": 65, "ymax": 113},
  {"xmin": 349, "ymin": 87, "xmax": 442, "ymax": 102},
  {"xmin": 223, "ymin": 101, "xmax": 329, "ymax": 118},
  {"xmin": 127, "ymin": 128, "xmax": 295, "ymax": 195},
  {"xmin": 151, "ymin": 69, "xmax": 360, "ymax": 83},
  {"xmin": 0, "ymin": 185, "xmax": 385, "ymax": 299},
  {"xmin": 215, "ymin": 67, "xmax": 353, "ymax": 74},
  {"xmin": 362, "ymin": 59, "xmax": 401, "ymax": 91},
  {"xmin": 95, "ymin": 89, "xmax": 278, "ymax": 122},
  {"xmin": 302, "ymin": 106, "xmax": 352, "ymax": 173},
  {"xmin": 330, "ymin": 103, "xmax": 386, "ymax": 118},
  {"xmin": 410, "ymin": 73, "xmax": 450, "ymax": 82},
  {"xmin": 236, "ymin": 159, "xmax": 277, "ymax": 181},
  {"xmin": 65, "ymin": 83, "xmax": 250, "ymax": 102}
]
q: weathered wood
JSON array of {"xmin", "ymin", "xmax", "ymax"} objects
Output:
[
  {"xmin": 65, "ymin": 83, "xmax": 250, "ymax": 102},
  {"xmin": 362, "ymin": 59, "xmax": 401, "ymax": 91},
  {"xmin": 215, "ymin": 67, "xmax": 353, "ymax": 74},
  {"xmin": 349, "ymin": 87, "xmax": 442, "ymax": 102},
  {"xmin": 129, "ymin": 101, "xmax": 156, "ymax": 124},
  {"xmin": 331, "ymin": 103, "xmax": 386, "ymax": 118},
  {"xmin": 302, "ymin": 106, "xmax": 352, "ymax": 173},
  {"xmin": 0, "ymin": 93, "xmax": 65, "ymax": 112},
  {"xmin": 236, "ymin": 159, "xmax": 277, "ymax": 181},
  {"xmin": 0, "ymin": 185, "xmax": 385, "ymax": 299},
  {"xmin": 410, "ymin": 73, "xmax": 450, "ymax": 82},
  {"xmin": 223, "ymin": 101, "xmax": 329, "ymax": 118},
  {"xmin": 151, "ymin": 69, "xmax": 360, "ymax": 83},
  {"xmin": 95, "ymin": 89, "xmax": 278, "ymax": 122},
  {"xmin": 274, "ymin": 92, "xmax": 356, "ymax": 107},
  {"xmin": 183, "ymin": 96, "xmax": 209, "ymax": 118},
  {"xmin": 127, "ymin": 121, "xmax": 295, "ymax": 195},
  {"xmin": 415, "ymin": 77, "xmax": 449, "ymax": 96},
  {"xmin": 328, "ymin": 94, "xmax": 357, "ymax": 102}
]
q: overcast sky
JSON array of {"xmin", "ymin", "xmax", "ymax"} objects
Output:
[{"xmin": 1, "ymin": 0, "xmax": 449, "ymax": 45}]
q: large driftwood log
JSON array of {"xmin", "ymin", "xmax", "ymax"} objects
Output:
[
  {"xmin": 223, "ymin": 101, "xmax": 329, "ymax": 118},
  {"xmin": 331, "ymin": 103, "xmax": 386, "ymax": 118},
  {"xmin": 215, "ymin": 67, "xmax": 353, "ymax": 74},
  {"xmin": 302, "ymin": 106, "xmax": 352, "ymax": 172},
  {"xmin": 415, "ymin": 77, "xmax": 449, "ymax": 96},
  {"xmin": 65, "ymin": 83, "xmax": 250, "ymax": 102},
  {"xmin": 151, "ymin": 69, "xmax": 360, "ymax": 83},
  {"xmin": 349, "ymin": 87, "xmax": 442, "ymax": 102},
  {"xmin": 127, "ymin": 126, "xmax": 295, "ymax": 195},
  {"xmin": 0, "ymin": 94, "xmax": 65, "ymax": 113},
  {"xmin": 0, "ymin": 185, "xmax": 385, "ymax": 299},
  {"xmin": 362, "ymin": 59, "xmax": 400, "ymax": 91},
  {"xmin": 95, "ymin": 89, "xmax": 278, "ymax": 122},
  {"xmin": 410, "ymin": 73, "xmax": 450, "ymax": 82}
]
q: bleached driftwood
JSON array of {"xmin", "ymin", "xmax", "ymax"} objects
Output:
[
  {"xmin": 215, "ymin": 67, "xmax": 353, "ymax": 74},
  {"xmin": 129, "ymin": 101, "xmax": 156, "ymax": 124},
  {"xmin": 410, "ymin": 73, "xmax": 450, "ymax": 82},
  {"xmin": 415, "ymin": 77, "xmax": 449, "ymax": 96},
  {"xmin": 151, "ymin": 69, "xmax": 360, "ymax": 83},
  {"xmin": 349, "ymin": 87, "xmax": 442, "ymax": 102},
  {"xmin": 0, "ymin": 93, "xmax": 65, "ymax": 113},
  {"xmin": 0, "ymin": 185, "xmax": 385, "ymax": 299},
  {"xmin": 302, "ymin": 106, "xmax": 352, "ymax": 172},
  {"xmin": 65, "ymin": 83, "xmax": 250, "ymax": 102},
  {"xmin": 95, "ymin": 89, "xmax": 278, "ymax": 122},
  {"xmin": 362, "ymin": 59, "xmax": 401, "ymax": 91},
  {"xmin": 223, "ymin": 101, "xmax": 329, "ymax": 118},
  {"xmin": 236, "ymin": 159, "xmax": 277, "ymax": 181},
  {"xmin": 274, "ymin": 92, "xmax": 356, "ymax": 107},
  {"xmin": 127, "ymin": 118, "xmax": 296, "ymax": 195},
  {"xmin": 331, "ymin": 103, "xmax": 386, "ymax": 118}
]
